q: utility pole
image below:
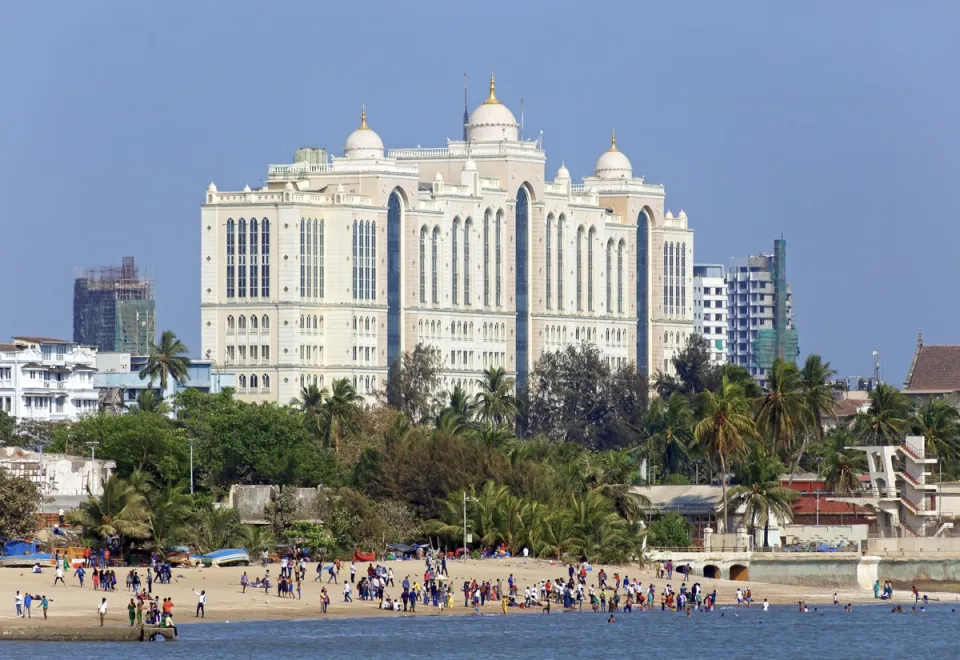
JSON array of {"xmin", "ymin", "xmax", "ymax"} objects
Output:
[
  {"xmin": 462, "ymin": 490, "xmax": 467, "ymax": 561},
  {"xmin": 189, "ymin": 437, "xmax": 195, "ymax": 495}
]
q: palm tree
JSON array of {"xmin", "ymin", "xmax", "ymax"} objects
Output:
[
  {"xmin": 139, "ymin": 330, "xmax": 190, "ymax": 395},
  {"xmin": 134, "ymin": 389, "xmax": 171, "ymax": 415},
  {"xmin": 319, "ymin": 378, "xmax": 362, "ymax": 452},
  {"xmin": 474, "ymin": 367, "xmax": 520, "ymax": 429},
  {"xmin": 910, "ymin": 398, "xmax": 960, "ymax": 462},
  {"xmin": 71, "ymin": 475, "xmax": 151, "ymax": 551},
  {"xmin": 240, "ymin": 525, "xmax": 277, "ymax": 556},
  {"xmin": 754, "ymin": 358, "xmax": 805, "ymax": 456},
  {"xmin": 149, "ymin": 483, "xmax": 193, "ymax": 549},
  {"xmin": 539, "ymin": 510, "xmax": 579, "ymax": 560},
  {"xmin": 643, "ymin": 393, "xmax": 694, "ymax": 478},
  {"xmin": 695, "ymin": 376, "xmax": 757, "ymax": 531},
  {"xmin": 726, "ymin": 447, "xmax": 797, "ymax": 548},
  {"xmin": 854, "ymin": 383, "xmax": 910, "ymax": 444},
  {"xmin": 819, "ymin": 428, "xmax": 866, "ymax": 495},
  {"xmin": 291, "ymin": 383, "xmax": 325, "ymax": 412},
  {"xmin": 788, "ymin": 355, "xmax": 838, "ymax": 487},
  {"xmin": 191, "ymin": 507, "xmax": 243, "ymax": 553}
]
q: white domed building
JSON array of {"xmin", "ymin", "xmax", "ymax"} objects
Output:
[{"xmin": 201, "ymin": 75, "xmax": 695, "ymax": 405}]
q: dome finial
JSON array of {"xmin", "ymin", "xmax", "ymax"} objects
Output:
[
  {"xmin": 483, "ymin": 70, "xmax": 499, "ymax": 105},
  {"xmin": 609, "ymin": 129, "xmax": 619, "ymax": 153},
  {"xmin": 359, "ymin": 105, "xmax": 368, "ymax": 130}
]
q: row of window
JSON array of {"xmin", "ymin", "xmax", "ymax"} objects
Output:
[
  {"xmin": 544, "ymin": 216, "xmax": 627, "ymax": 316},
  {"xmin": 224, "ymin": 345, "xmax": 270, "ymax": 364},
  {"xmin": 353, "ymin": 346, "xmax": 376, "ymax": 365},
  {"xmin": 419, "ymin": 209, "xmax": 504, "ymax": 308},
  {"xmin": 226, "ymin": 218, "xmax": 270, "ymax": 298},
  {"xmin": 353, "ymin": 316, "xmax": 377, "ymax": 334},
  {"xmin": 301, "ymin": 218, "xmax": 325, "ymax": 300},
  {"xmin": 353, "ymin": 220, "xmax": 377, "ymax": 301},
  {"xmin": 301, "ymin": 315, "xmax": 324, "ymax": 333},
  {"xmin": 301, "ymin": 345, "xmax": 323, "ymax": 365},
  {"xmin": 237, "ymin": 374, "xmax": 271, "ymax": 392},
  {"xmin": 226, "ymin": 314, "xmax": 270, "ymax": 332}
]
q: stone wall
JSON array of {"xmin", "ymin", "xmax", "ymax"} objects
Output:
[{"xmin": 227, "ymin": 485, "xmax": 322, "ymax": 523}]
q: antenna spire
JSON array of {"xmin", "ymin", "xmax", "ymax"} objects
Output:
[
  {"xmin": 463, "ymin": 73, "xmax": 469, "ymax": 141},
  {"xmin": 359, "ymin": 105, "xmax": 368, "ymax": 130},
  {"xmin": 483, "ymin": 70, "xmax": 499, "ymax": 105}
]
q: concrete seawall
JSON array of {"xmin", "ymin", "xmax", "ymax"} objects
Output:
[{"xmin": 0, "ymin": 625, "xmax": 176, "ymax": 642}]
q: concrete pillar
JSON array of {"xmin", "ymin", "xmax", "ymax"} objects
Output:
[
  {"xmin": 736, "ymin": 525, "xmax": 749, "ymax": 552},
  {"xmin": 703, "ymin": 526, "xmax": 714, "ymax": 552}
]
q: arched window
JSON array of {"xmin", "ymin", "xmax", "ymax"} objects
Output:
[
  {"xmin": 452, "ymin": 217, "xmax": 460, "ymax": 305},
  {"xmin": 576, "ymin": 226, "xmax": 584, "ymax": 311},
  {"xmin": 250, "ymin": 374, "xmax": 258, "ymax": 390},
  {"xmin": 262, "ymin": 315, "xmax": 269, "ymax": 330},
  {"xmin": 587, "ymin": 227, "xmax": 596, "ymax": 312},
  {"xmin": 637, "ymin": 210, "xmax": 650, "ymax": 374},
  {"xmin": 239, "ymin": 374, "xmax": 247, "ymax": 390},
  {"xmin": 262, "ymin": 374, "xmax": 270, "ymax": 391},
  {"xmin": 227, "ymin": 315, "xmax": 235, "ymax": 331},
  {"xmin": 300, "ymin": 218, "xmax": 307, "ymax": 296},
  {"xmin": 249, "ymin": 218, "xmax": 258, "ymax": 296},
  {"xmin": 226, "ymin": 219, "xmax": 235, "ymax": 298},
  {"xmin": 318, "ymin": 219, "xmax": 324, "ymax": 299},
  {"xmin": 680, "ymin": 241, "xmax": 686, "ymax": 314},
  {"xmin": 238, "ymin": 315, "xmax": 246, "ymax": 331},
  {"xmin": 260, "ymin": 220, "xmax": 270, "ymax": 297},
  {"xmin": 419, "ymin": 226, "xmax": 427, "ymax": 304},
  {"xmin": 495, "ymin": 210, "xmax": 503, "ymax": 307},
  {"xmin": 431, "ymin": 226, "xmax": 440, "ymax": 304},
  {"xmin": 606, "ymin": 238, "xmax": 613, "ymax": 314},
  {"xmin": 617, "ymin": 240, "xmax": 625, "ymax": 314},
  {"xmin": 250, "ymin": 315, "xmax": 258, "ymax": 330},
  {"xmin": 557, "ymin": 214, "xmax": 565, "ymax": 310},
  {"xmin": 663, "ymin": 243, "xmax": 669, "ymax": 316},
  {"xmin": 545, "ymin": 214, "xmax": 553, "ymax": 310},
  {"xmin": 237, "ymin": 218, "xmax": 247, "ymax": 297},
  {"xmin": 483, "ymin": 209, "xmax": 491, "ymax": 307},
  {"xmin": 463, "ymin": 218, "xmax": 472, "ymax": 306}
]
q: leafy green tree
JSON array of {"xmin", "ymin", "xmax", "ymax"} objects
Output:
[
  {"xmin": 148, "ymin": 483, "xmax": 193, "ymax": 548},
  {"xmin": 386, "ymin": 343, "xmax": 443, "ymax": 423},
  {"xmin": 71, "ymin": 475, "xmax": 151, "ymax": 551},
  {"xmin": 134, "ymin": 389, "xmax": 171, "ymax": 415},
  {"xmin": 646, "ymin": 512, "xmax": 692, "ymax": 548},
  {"xmin": 474, "ymin": 367, "xmax": 519, "ymax": 429},
  {"xmin": 817, "ymin": 428, "xmax": 866, "ymax": 495},
  {"xmin": 643, "ymin": 393, "xmax": 694, "ymax": 477},
  {"xmin": 727, "ymin": 446, "xmax": 797, "ymax": 547},
  {"xmin": 265, "ymin": 487, "xmax": 297, "ymax": 540},
  {"xmin": 191, "ymin": 507, "xmax": 243, "ymax": 553},
  {"xmin": 910, "ymin": 398, "xmax": 960, "ymax": 463},
  {"xmin": 0, "ymin": 410, "xmax": 15, "ymax": 446},
  {"xmin": 0, "ymin": 470, "xmax": 41, "ymax": 539},
  {"xmin": 655, "ymin": 334, "xmax": 719, "ymax": 398},
  {"xmin": 139, "ymin": 330, "xmax": 190, "ymax": 393},
  {"xmin": 240, "ymin": 525, "xmax": 276, "ymax": 555},
  {"xmin": 695, "ymin": 376, "xmax": 757, "ymax": 531},
  {"xmin": 320, "ymin": 378, "xmax": 362, "ymax": 452},
  {"xmin": 854, "ymin": 383, "xmax": 910, "ymax": 444},
  {"xmin": 787, "ymin": 355, "xmax": 837, "ymax": 486}
]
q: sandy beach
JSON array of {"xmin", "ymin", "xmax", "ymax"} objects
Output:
[{"xmin": 3, "ymin": 558, "xmax": 958, "ymax": 628}]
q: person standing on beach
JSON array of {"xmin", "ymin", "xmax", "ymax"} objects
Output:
[
  {"xmin": 193, "ymin": 590, "xmax": 206, "ymax": 618},
  {"xmin": 74, "ymin": 566, "xmax": 85, "ymax": 588},
  {"xmin": 15, "ymin": 591, "xmax": 23, "ymax": 618},
  {"xmin": 98, "ymin": 598, "xmax": 108, "ymax": 626},
  {"xmin": 128, "ymin": 599, "xmax": 137, "ymax": 626},
  {"xmin": 23, "ymin": 593, "xmax": 32, "ymax": 618},
  {"xmin": 41, "ymin": 595, "xmax": 50, "ymax": 619},
  {"xmin": 54, "ymin": 566, "xmax": 65, "ymax": 586},
  {"xmin": 241, "ymin": 572, "xmax": 249, "ymax": 593}
]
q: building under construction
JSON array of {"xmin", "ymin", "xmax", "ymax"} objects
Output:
[{"xmin": 73, "ymin": 256, "xmax": 156, "ymax": 354}]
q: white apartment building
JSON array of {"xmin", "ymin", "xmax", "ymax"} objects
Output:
[
  {"xmin": 0, "ymin": 337, "xmax": 99, "ymax": 421},
  {"xmin": 693, "ymin": 265, "xmax": 727, "ymax": 364},
  {"xmin": 201, "ymin": 76, "xmax": 695, "ymax": 404}
]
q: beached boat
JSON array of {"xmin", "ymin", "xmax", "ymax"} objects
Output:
[
  {"xmin": 200, "ymin": 548, "xmax": 250, "ymax": 567},
  {"xmin": 0, "ymin": 552, "xmax": 53, "ymax": 568}
]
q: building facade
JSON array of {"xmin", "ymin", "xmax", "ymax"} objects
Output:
[
  {"xmin": 0, "ymin": 337, "xmax": 99, "ymax": 421},
  {"xmin": 725, "ymin": 239, "xmax": 797, "ymax": 379},
  {"xmin": 73, "ymin": 257, "xmax": 156, "ymax": 354},
  {"xmin": 93, "ymin": 353, "xmax": 235, "ymax": 412},
  {"xmin": 200, "ymin": 77, "xmax": 695, "ymax": 404},
  {"xmin": 693, "ymin": 264, "xmax": 727, "ymax": 364}
]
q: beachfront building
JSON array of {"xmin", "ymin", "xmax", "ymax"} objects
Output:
[
  {"xmin": 903, "ymin": 333, "xmax": 960, "ymax": 407},
  {"xmin": 200, "ymin": 76, "xmax": 695, "ymax": 404},
  {"xmin": 692, "ymin": 264, "xmax": 727, "ymax": 365},
  {"xmin": 0, "ymin": 337, "xmax": 99, "ymax": 421}
]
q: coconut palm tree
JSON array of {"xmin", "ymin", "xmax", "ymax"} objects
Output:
[
  {"xmin": 910, "ymin": 398, "xmax": 960, "ymax": 463},
  {"xmin": 139, "ymin": 330, "xmax": 190, "ymax": 395},
  {"xmin": 149, "ymin": 483, "xmax": 193, "ymax": 549},
  {"xmin": 819, "ymin": 428, "xmax": 866, "ymax": 495},
  {"xmin": 539, "ymin": 509, "xmax": 579, "ymax": 560},
  {"xmin": 726, "ymin": 447, "xmax": 797, "ymax": 548},
  {"xmin": 854, "ymin": 383, "xmax": 910, "ymax": 444},
  {"xmin": 191, "ymin": 507, "xmax": 243, "ymax": 553},
  {"xmin": 474, "ymin": 367, "xmax": 520, "ymax": 429},
  {"xmin": 695, "ymin": 376, "xmax": 758, "ymax": 531},
  {"xmin": 240, "ymin": 525, "xmax": 276, "ymax": 556},
  {"xmin": 319, "ymin": 378, "xmax": 362, "ymax": 452},
  {"xmin": 133, "ymin": 389, "xmax": 171, "ymax": 415},
  {"xmin": 755, "ymin": 358, "xmax": 805, "ymax": 456},
  {"xmin": 291, "ymin": 383, "xmax": 325, "ymax": 412},
  {"xmin": 786, "ymin": 355, "xmax": 837, "ymax": 487},
  {"xmin": 643, "ymin": 392, "xmax": 695, "ymax": 478},
  {"xmin": 71, "ymin": 475, "xmax": 151, "ymax": 550}
]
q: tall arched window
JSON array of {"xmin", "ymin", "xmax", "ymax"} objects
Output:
[
  {"xmin": 261, "ymin": 220, "xmax": 270, "ymax": 297},
  {"xmin": 262, "ymin": 315, "xmax": 269, "ymax": 329},
  {"xmin": 545, "ymin": 214, "xmax": 553, "ymax": 310},
  {"xmin": 237, "ymin": 218, "xmax": 247, "ymax": 297},
  {"xmin": 680, "ymin": 241, "xmax": 686, "ymax": 314},
  {"xmin": 495, "ymin": 210, "xmax": 503, "ymax": 307},
  {"xmin": 369, "ymin": 219, "xmax": 377, "ymax": 300},
  {"xmin": 463, "ymin": 218, "xmax": 472, "ymax": 306},
  {"xmin": 617, "ymin": 239, "xmax": 625, "ymax": 314},
  {"xmin": 419, "ymin": 226, "xmax": 427, "ymax": 304},
  {"xmin": 352, "ymin": 220, "xmax": 377, "ymax": 301},
  {"xmin": 576, "ymin": 226, "xmax": 584, "ymax": 312},
  {"xmin": 451, "ymin": 217, "xmax": 460, "ymax": 305},
  {"xmin": 262, "ymin": 374, "xmax": 270, "ymax": 391},
  {"xmin": 238, "ymin": 315, "xmax": 246, "ymax": 331},
  {"xmin": 431, "ymin": 226, "xmax": 440, "ymax": 304},
  {"xmin": 227, "ymin": 315, "xmax": 235, "ymax": 331},
  {"xmin": 239, "ymin": 374, "xmax": 246, "ymax": 390},
  {"xmin": 387, "ymin": 191, "xmax": 402, "ymax": 368},
  {"xmin": 250, "ymin": 315, "xmax": 258, "ymax": 330},
  {"xmin": 226, "ymin": 219, "xmax": 235, "ymax": 298},
  {"xmin": 669, "ymin": 242, "xmax": 675, "ymax": 316},
  {"xmin": 318, "ymin": 219, "xmax": 324, "ymax": 299},
  {"xmin": 352, "ymin": 220, "xmax": 358, "ymax": 297},
  {"xmin": 663, "ymin": 243, "xmax": 669, "ymax": 317},
  {"xmin": 557, "ymin": 215, "xmax": 565, "ymax": 310},
  {"xmin": 606, "ymin": 238, "xmax": 614, "ymax": 313},
  {"xmin": 587, "ymin": 227, "xmax": 596, "ymax": 312},
  {"xmin": 249, "ymin": 219, "xmax": 258, "ymax": 297},
  {"xmin": 250, "ymin": 374, "xmax": 258, "ymax": 390},
  {"xmin": 483, "ymin": 209, "xmax": 491, "ymax": 307},
  {"xmin": 303, "ymin": 218, "xmax": 312, "ymax": 298},
  {"xmin": 515, "ymin": 186, "xmax": 530, "ymax": 390},
  {"xmin": 637, "ymin": 210, "xmax": 650, "ymax": 374}
]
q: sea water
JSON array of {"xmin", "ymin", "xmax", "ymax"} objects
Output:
[{"xmin": 3, "ymin": 604, "xmax": 956, "ymax": 658}]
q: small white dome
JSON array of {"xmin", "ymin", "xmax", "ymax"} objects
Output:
[
  {"xmin": 462, "ymin": 158, "xmax": 477, "ymax": 172},
  {"xmin": 344, "ymin": 106, "xmax": 384, "ymax": 159},
  {"xmin": 284, "ymin": 181, "xmax": 294, "ymax": 191},
  {"xmin": 434, "ymin": 171, "xmax": 444, "ymax": 182},
  {"xmin": 594, "ymin": 130, "xmax": 633, "ymax": 180},
  {"xmin": 243, "ymin": 183, "xmax": 251, "ymax": 192},
  {"xmin": 666, "ymin": 209, "xmax": 674, "ymax": 219},
  {"xmin": 207, "ymin": 181, "xmax": 217, "ymax": 192},
  {"xmin": 677, "ymin": 209, "xmax": 687, "ymax": 219},
  {"xmin": 336, "ymin": 183, "xmax": 345, "ymax": 193},
  {"xmin": 465, "ymin": 74, "xmax": 519, "ymax": 143},
  {"xmin": 556, "ymin": 162, "xmax": 570, "ymax": 180}
]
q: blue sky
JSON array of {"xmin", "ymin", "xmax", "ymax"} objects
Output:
[{"xmin": 2, "ymin": 1, "xmax": 957, "ymax": 383}]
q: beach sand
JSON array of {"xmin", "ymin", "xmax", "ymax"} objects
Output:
[{"xmin": 2, "ymin": 559, "xmax": 958, "ymax": 627}]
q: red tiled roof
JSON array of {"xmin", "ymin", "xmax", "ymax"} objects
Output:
[
  {"xmin": 792, "ymin": 497, "xmax": 866, "ymax": 516},
  {"xmin": 12, "ymin": 336, "xmax": 72, "ymax": 344},
  {"xmin": 904, "ymin": 343, "xmax": 960, "ymax": 393},
  {"xmin": 833, "ymin": 398, "xmax": 863, "ymax": 418},
  {"xmin": 0, "ymin": 343, "xmax": 19, "ymax": 352}
]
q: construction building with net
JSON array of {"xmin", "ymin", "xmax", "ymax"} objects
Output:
[{"xmin": 73, "ymin": 256, "xmax": 156, "ymax": 354}]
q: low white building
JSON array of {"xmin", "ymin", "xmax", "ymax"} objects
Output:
[
  {"xmin": 0, "ymin": 337, "xmax": 99, "ymax": 421},
  {"xmin": 0, "ymin": 446, "xmax": 115, "ymax": 497},
  {"xmin": 692, "ymin": 264, "xmax": 727, "ymax": 364}
]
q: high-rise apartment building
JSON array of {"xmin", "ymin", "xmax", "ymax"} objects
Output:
[
  {"xmin": 200, "ymin": 77, "xmax": 695, "ymax": 403},
  {"xmin": 725, "ymin": 239, "xmax": 797, "ymax": 379},
  {"xmin": 693, "ymin": 264, "xmax": 727, "ymax": 364},
  {"xmin": 73, "ymin": 257, "xmax": 155, "ymax": 354}
]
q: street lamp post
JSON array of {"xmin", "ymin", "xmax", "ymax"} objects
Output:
[
  {"xmin": 189, "ymin": 438, "xmax": 195, "ymax": 495},
  {"xmin": 89, "ymin": 441, "xmax": 99, "ymax": 493},
  {"xmin": 462, "ymin": 492, "xmax": 476, "ymax": 561}
]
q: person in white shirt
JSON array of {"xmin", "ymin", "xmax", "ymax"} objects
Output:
[
  {"xmin": 763, "ymin": 599, "xmax": 769, "ymax": 611},
  {"xmin": 736, "ymin": 588, "xmax": 743, "ymax": 606},
  {"xmin": 15, "ymin": 591, "xmax": 23, "ymax": 618},
  {"xmin": 54, "ymin": 567, "xmax": 65, "ymax": 586},
  {"xmin": 522, "ymin": 547, "xmax": 529, "ymax": 563},
  {"xmin": 343, "ymin": 582, "xmax": 353, "ymax": 602},
  {"xmin": 193, "ymin": 590, "xmax": 207, "ymax": 618},
  {"xmin": 98, "ymin": 598, "xmax": 108, "ymax": 626}
]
